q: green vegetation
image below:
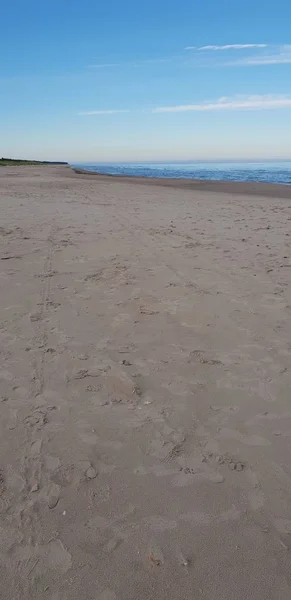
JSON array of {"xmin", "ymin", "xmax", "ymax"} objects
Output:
[{"xmin": 0, "ymin": 157, "xmax": 68, "ymax": 166}]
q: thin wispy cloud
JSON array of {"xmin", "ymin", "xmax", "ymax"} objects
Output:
[
  {"xmin": 86, "ymin": 63, "xmax": 121, "ymax": 69},
  {"xmin": 202, "ymin": 44, "xmax": 267, "ymax": 51},
  {"xmin": 241, "ymin": 56, "xmax": 291, "ymax": 65},
  {"xmin": 185, "ymin": 44, "xmax": 268, "ymax": 51},
  {"xmin": 86, "ymin": 44, "xmax": 290, "ymax": 72},
  {"xmin": 184, "ymin": 43, "xmax": 291, "ymax": 69},
  {"xmin": 234, "ymin": 45, "xmax": 291, "ymax": 66},
  {"xmin": 79, "ymin": 109, "xmax": 130, "ymax": 115},
  {"xmin": 79, "ymin": 95, "xmax": 291, "ymax": 116},
  {"xmin": 87, "ymin": 57, "xmax": 175, "ymax": 69},
  {"xmin": 153, "ymin": 94, "xmax": 291, "ymax": 113}
]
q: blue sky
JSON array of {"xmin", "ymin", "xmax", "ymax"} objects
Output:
[{"xmin": 1, "ymin": 0, "xmax": 291, "ymax": 162}]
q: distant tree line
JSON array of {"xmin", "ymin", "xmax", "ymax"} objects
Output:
[{"xmin": 0, "ymin": 157, "xmax": 68, "ymax": 165}]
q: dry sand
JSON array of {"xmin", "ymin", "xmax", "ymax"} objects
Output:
[{"xmin": 1, "ymin": 165, "xmax": 291, "ymax": 599}]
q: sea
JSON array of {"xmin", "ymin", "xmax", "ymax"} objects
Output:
[{"xmin": 74, "ymin": 161, "xmax": 291, "ymax": 185}]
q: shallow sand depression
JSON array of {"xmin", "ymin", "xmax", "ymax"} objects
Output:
[{"xmin": 1, "ymin": 165, "xmax": 291, "ymax": 599}]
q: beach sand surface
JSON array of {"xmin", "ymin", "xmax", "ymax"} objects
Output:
[{"xmin": 1, "ymin": 165, "xmax": 291, "ymax": 599}]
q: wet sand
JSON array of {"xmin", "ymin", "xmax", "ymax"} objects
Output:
[
  {"xmin": 1, "ymin": 165, "xmax": 291, "ymax": 599},
  {"xmin": 74, "ymin": 167, "xmax": 291, "ymax": 199}
]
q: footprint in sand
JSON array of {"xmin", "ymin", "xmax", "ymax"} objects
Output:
[
  {"xmin": 217, "ymin": 427, "xmax": 270, "ymax": 447},
  {"xmin": 188, "ymin": 350, "xmax": 222, "ymax": 365},
  {"xmin": 148, "ymin": 543, "xmax": 164, "ymax": 566},
  {"xmin": 42, "ymin": 482, "xmax": 61, "ymax": 509},
  {"xmin": 29, "ymin": 439, "xmax": 42, "ymax": 458},
  {"xmin": 12, "ymin": 539, "xmax": 72, "ymax": 576},
  {"xmin": 23, "ymin": 409, "xmax": 48, "ymax": 429}
]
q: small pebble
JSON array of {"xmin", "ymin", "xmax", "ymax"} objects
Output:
[
  {"xmin": 48, "ymin": 495, "xmax": 59, "ymax": 509},
  {"xmin": 133, "ymin": 386, "xmax": 142, "ymax": 396},
  {"xmin": 229, "ymin": 461, "xmax": 244, "ymax": 471},
  {"xmin": 86, "ymin": 466, "xmax": 97, "ymax": 479},
  {"xmin": 236, "ymin": 462, "xmax": 244, "ymax": 472},
  {"xmin": 178, "ymin": 551, "xmax": 189, "ymax": 566}
]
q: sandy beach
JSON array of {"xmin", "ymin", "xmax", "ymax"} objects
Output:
[{"xmin": 1, "ymin": 164, "xmax": 291, "ymax": 599}]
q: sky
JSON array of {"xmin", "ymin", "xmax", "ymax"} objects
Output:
[{"xmin": 1, "ymin": 0, "xmax": 291, "ymax": 162}]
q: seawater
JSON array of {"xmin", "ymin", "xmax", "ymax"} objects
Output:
[{"xmin": 74, "ymin": 161, "xmax": 291, "ymax": 185}]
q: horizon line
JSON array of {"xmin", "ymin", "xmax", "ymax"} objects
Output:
[{"xmin": 71, "ymin": 158, "xmax": 291, "ymax": 164}]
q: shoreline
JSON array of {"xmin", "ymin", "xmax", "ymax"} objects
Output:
[
  {"xmin": 1, "ymin": 164, "xmax": 290, "ymax": 199},
  {"xmin": 73, "ymin": 166, "xmax": 291, "ymax": 199}
]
